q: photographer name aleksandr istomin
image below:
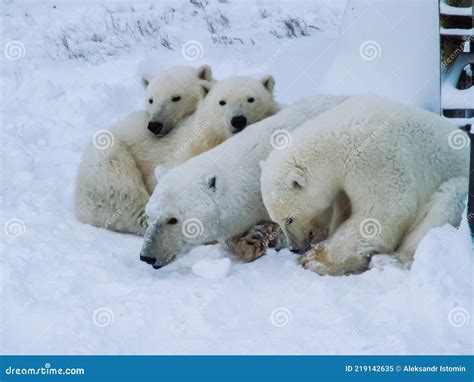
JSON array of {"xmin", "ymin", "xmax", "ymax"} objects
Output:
[{"xmin": 403, "ymin": 365, "xmax": 466, "ymax": 373}]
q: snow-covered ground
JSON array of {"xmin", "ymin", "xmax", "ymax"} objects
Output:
[{"xmin": 1, "ymin": 0, "xmax": 472, "ymax": 355}]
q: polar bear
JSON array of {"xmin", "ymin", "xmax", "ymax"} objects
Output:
[
  {"xmin": 139, "ymin": 95, "xmax": 349, "ymax": 268},
  {"xmin": 260, "ymin": 95, "xmax": 470, "ymax": 276},
  {"xmin": 188, "ymin": 75, "xmax": 279, "ymax": 156},
  {"xmin": 75, "ymin": 69, "xmax": 279, "ymax": 236},
  {"xmin": 142, "ymin": 65, "xmax": 215, "ymax": 136},
  {"xmin": 75, "ymin": 65, "xmax": 212, "ymax": 235}
]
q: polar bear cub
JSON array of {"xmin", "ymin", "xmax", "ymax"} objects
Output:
[
  {"xmin": 189, "ymin": 75, "xmax": 279, "ymax": 156},
  {"xmin": 142, "ymin": 65, "xmax": 213, "ymax": 136},
  {"xmin": 75, "ymin": 69, "xmax": 279, "ymax": 236},
  {"xmin": 75, "ymin": 65, "xmax": 213, "ymax": 236},
  {"xmin": 260, "ymin": 95, "xmax": 469, "ymax": 276}
]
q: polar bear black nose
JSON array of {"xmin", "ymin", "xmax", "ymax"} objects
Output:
[
  {"xmin": 231, "ymin": 116, "xmax": 247, "ymax": 132},
  {"xmin": 147, "ymin": 121, "xmax": 164, "ymax": 135},
  {"xmin": 140, "ymin": 255, "xmax": 155, "ymax": 265}
]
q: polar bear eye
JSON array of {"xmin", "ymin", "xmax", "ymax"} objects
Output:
[
  {"xmin": 167, "ymin": 218, "xmax": 178, "ymax": 225},
  {"xmin": 284, "ymin": 217, "xmax": 294, "ymax": 225},
  {"xmin": 148, "ymin": 98, "xmax": 153, "ymax": 104},
  {"xmin": 219, "ymin": 100, "xmax": 226, "ymax": 106},
  {"xmin": 172, "ymin": 96, "xmax": 181, "ymax": 102},
  {"xmin": 247, "ymin": 97, "xmax": 255, "ymax": 103}
]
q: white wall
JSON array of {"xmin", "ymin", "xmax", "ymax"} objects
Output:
[{"xmin": 318, "ymin": 0, "xmax": 441, "ymax": 112}]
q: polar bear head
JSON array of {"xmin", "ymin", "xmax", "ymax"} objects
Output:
[
  {"xmin": 260, "ymin": 140, "xmax": 339, "ymax": 254},
  {"xmin": 142, "ymin": 65, "xmax": 213, "ymax": 137},
  {"xmin": 201, "ymin": 75, "xmax": 279, "ymax": 137},
  {"xmin": 140, "ymin": 164, "xmax": 228, "ymax": 268}
]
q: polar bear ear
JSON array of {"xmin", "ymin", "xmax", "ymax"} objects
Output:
[
  {"xmin": 207, "ymin": 176, "xmax": 217, "ymax": 191},
  {"xmin": 200, "ymin": 81, "xmax": 213, "ymax": 97},
  {"xmin": 203, "ymin": 174, "xmax": 226, "ymax": 196},
  {"xmin": 261, "ymin": 75, "xmax": 275, "ymax": 93},
  {"xmin": 155, "ymin": 165, "xmax": 171, "ymax": 182},
  {"xmin": 196, "ymin": 65, "xmax": 213, "ymax": 81},
  {"xmin": 141, "ymin": 73, "xmax": 153, "ymax": 89},
  {"xmin": 286, "ymin": 169, "xmax": 306, "ymax": 190}
]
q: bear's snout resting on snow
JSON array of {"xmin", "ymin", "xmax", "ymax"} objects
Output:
[
  {"xmin": 261, "ymin": 94, "xmax": 469, "ymax": 276},
  {"xmin": 140, "ymin": 95, "xmax": 349, "ymax": 268}
]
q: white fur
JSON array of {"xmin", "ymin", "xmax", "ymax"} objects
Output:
[
  {"xmin": 142, "ymin": 65, "xmax": 213, "ymax": 135},
  {"xmin": 260, "ymin": 94, "xmax": 469, "ymax": 275},
  {"xmin": 140, "ymin": 95, "xmax": 349, "ymax": 267},
  {"xmin": 188, "ymin": 75, "xmax": 279, "ymax": 156},
  {"xmin": 75, "ymin": 70, "xmax": 278, "ymax": 235}
]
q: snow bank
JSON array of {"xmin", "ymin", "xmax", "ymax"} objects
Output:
[{"xmin": 2, "ymin": 0, "xmax": 345, "ymax": 62}]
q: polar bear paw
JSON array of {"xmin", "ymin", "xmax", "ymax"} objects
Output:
[
  {"xmin": 299, "ymin": 240, "xmax": 372, "ymax": 276},
  {"xmin": 298, "ymin": 242, "xmax": 336, "ymax": 275},
  {"xmin": 226, "ymin": 222, "xmax": 282, "ymax": 263}
]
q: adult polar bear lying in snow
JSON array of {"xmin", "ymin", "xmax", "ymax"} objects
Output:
[
  {"xmin": 139, "ymin": 95, "xmax": 349, "ymax": 268},
  {"xmin": 261, "ymin": 95, "xmax": 469, "ymax": 276},
  {"xmin": 75, "ymin": 66, "xmax": 278, "ymax": 236}
]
